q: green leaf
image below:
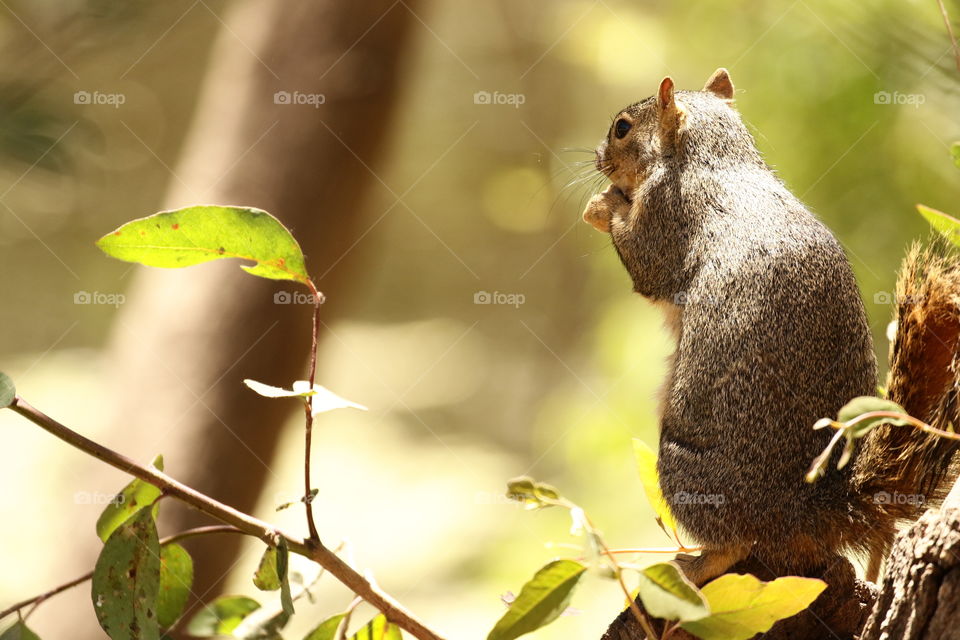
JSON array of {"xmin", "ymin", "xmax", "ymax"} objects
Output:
[
  {"xmin": 304, "ymin": 614, "xmax": 346, "ymax": 640},
  {"xmin": 0, "ymin": 372, "xmax": 15, "ymax": 409},
  {"xmin": 505, "ymin": 476, "xmax": 563, "ymax": 510},
  {"xmin": 349, "ymin": 615, "xmax": 402, "ymax": 640},
  {"xmin": 253, "ymin": 546, "xmax": 282, "ymax": 591},
  {"xmin": 187, "ymin": 595, "xmax": 261, "ymax": 636},
  {"xmin": 632, "ymin": 439, "xmax": 678, "ymax": 535},
  {"xmin": 278, "ymin": 540, "xmax": 295, "ymax": 617},
  {"xmin": 951, "ymin": 141, "xmax": 960, "ymax": 169},
  {"xmin": 837, "ymin": 396, "xmax": 910, "ymax": 438},
  {"xmin": 157, "ymin": 543, "xmax": 193, "ymax": 628},
  {"xmin": 91, "ymin": 508, "xmax": 161, "ymax": 640},
  {"xmin": 680, "ymin": 574, "xmax": 827, "ymax": 640},
  {"xmin": 96, "ymin": 205, "xmax": 310, "ymax": 285},
  {"xmin": 635, "ymin": 562, "xmax": 709, "ymax": 622},
  {"xmin": 96, "ymin": 455, "xmax": 164, "ymax": 542},
  {"xmin": 487, "ymin": 559, "xmax": 586, "ymax": 640},
  {"xmin": 918, "ymin": 204, "xmax": 960, "ymax": 248},
  {"xmin": 0, "ymin": 621, "xmax": 41, "ymax": 640}
]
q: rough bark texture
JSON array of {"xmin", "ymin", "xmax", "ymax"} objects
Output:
[
  {"xmin": 103, "ymin": 0, "xmax": 416, "ymax": 616},
  {"xmin": 861, "ymin": 502, "xmax": 960, "ymax": 640}
]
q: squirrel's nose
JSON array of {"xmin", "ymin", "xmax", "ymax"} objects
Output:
[{"xmin": 595, "ymin": 143, "xmax": 607, "ymax": 173}]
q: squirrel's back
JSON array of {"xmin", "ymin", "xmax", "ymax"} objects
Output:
[{"xmin": 582, "ymin": 70, "xmax": 960, "ymax": 581}]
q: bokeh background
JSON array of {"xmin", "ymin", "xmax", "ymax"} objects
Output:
[{"xmin": 0, "ymin": 0, "xmax": 958, "ymax": 638}]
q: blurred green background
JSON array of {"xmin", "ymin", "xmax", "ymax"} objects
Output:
[{"xmin": 0, "ymin": 0, "xmax": 957, "ymax": 638}]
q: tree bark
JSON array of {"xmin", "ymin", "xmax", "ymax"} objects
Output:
[{"xmin": 861, "ymin": 481, "xmax": 960, "ymax": 640}]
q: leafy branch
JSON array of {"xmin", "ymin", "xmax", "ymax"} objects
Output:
[{"xmin": 0, "ymin": 205, "xmax": 445, "ymax": 640}]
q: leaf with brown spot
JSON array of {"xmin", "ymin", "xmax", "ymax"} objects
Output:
[{"xmin": 92, "ymin": 508, "xmax": 161, "ymax": 640}]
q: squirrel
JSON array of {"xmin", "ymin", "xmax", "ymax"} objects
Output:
[{"xmin": 582, "ymin": 68, "xmax": 960, "ymax": 588}]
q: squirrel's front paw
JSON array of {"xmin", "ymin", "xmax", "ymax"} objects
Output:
[{"xmin": 582, "ymin": 185, "xmax": 630, "ymax": 233}]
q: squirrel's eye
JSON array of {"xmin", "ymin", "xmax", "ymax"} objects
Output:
[{"xmin": 614, "ymin": 118, "xmax": 632, "ymax": 139}]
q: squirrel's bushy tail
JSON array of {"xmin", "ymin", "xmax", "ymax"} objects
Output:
[{"xmin": 852, "ymin": 243, "xmax": 960, "ymax": 560}]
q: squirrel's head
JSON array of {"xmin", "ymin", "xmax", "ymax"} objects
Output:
[{"xmin": 594, "ymin": 68, "xmax": 758, "ymax": 201}]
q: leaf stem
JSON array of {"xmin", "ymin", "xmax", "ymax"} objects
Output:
[
  {"xmin": 303, "ymin": 279, "xmax": 323, "ymax": 543},
  {"xmin": 6, "ymin": 396, "xmax": 447, "ymax": 640},
  {"xmin": 936, "ymin": 0, "xmax": 960, "ymax": 74},
  {"xmin": 0, "ymin": 525, "xmax": 243, "ymax": 622},
  {"xmin": 844, "ymin": 411, "xmax": 960, "ymax": 441}
]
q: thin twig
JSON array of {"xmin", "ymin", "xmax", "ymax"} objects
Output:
[
  {"xmin": 936, "ymin": 0, "xmax": 960, "ymax": 73},
  {"xmin": 0, "ymin": 525, "xmax": 243, "ymax": 622},
  {"xmin": 7, "ymin": 396, "xmax": 446, "ymax": 640},
  {"xmin": 303, "ymin": 280, "xmax": 323, "ymax": 542}
]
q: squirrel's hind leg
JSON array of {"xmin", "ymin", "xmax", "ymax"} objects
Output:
[{"xmin": 674, "ymin": 544, "xmax": 751, "ymax": 586}]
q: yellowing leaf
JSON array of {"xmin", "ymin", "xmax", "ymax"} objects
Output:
[
  {"xmin": 349, "ymin": 615, "xmax": 402, "ymax": 640},
  {"xmin": 632, "ymin": 439, "xmax": 677, "ymax": 535},
  {"xmin": 680, "ymin": 574, "xmax": 827, "ymax": 640},
  {"xmin": 96, "ymin": 206, "xmax": 309, "ymax": 284}
]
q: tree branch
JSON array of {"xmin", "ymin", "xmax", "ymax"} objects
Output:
[
  {"xmin": 0, "ymin": 525, "xmax": 244, "ymax": 622},
  {"xmin": 7, "ymin": 396, "xmax": 447, "ymax": 640}
]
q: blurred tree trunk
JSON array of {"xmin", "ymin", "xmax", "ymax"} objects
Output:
[{"xmin": 95, "ymin": 0, "xmax": 417, "ymax": 628}]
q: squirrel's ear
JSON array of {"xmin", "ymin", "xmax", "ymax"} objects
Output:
[
  {"xmin": 657, "ymin": 76, "xmax": 676, "ymax": 111},
  {"xmin": 703, "ymin": 68, "xmax": 734, "ymax": 100},
  {"xmin": 656, "ymin": 76, "xmax": 686, "ymax": 139}
]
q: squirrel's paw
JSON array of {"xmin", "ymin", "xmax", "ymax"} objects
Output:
[
  {"xmin": 582, "ymin": 185, "xmax": 630, "ymax": 233},
  {"xmin": 674, "ymin": 546, "xmax": 750, "ymax": 587}
]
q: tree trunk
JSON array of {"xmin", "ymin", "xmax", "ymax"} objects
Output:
[
  {"xmin": 602, "ymin": 481, "xmax": 960, "ymax": 640},
  {"xmin": 102, "ymin": 0, "xmax": 417, "ymax": 618},
  {"xmin": 861, "ymin": 482, "xmax": 960, "ymax": 640}
]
